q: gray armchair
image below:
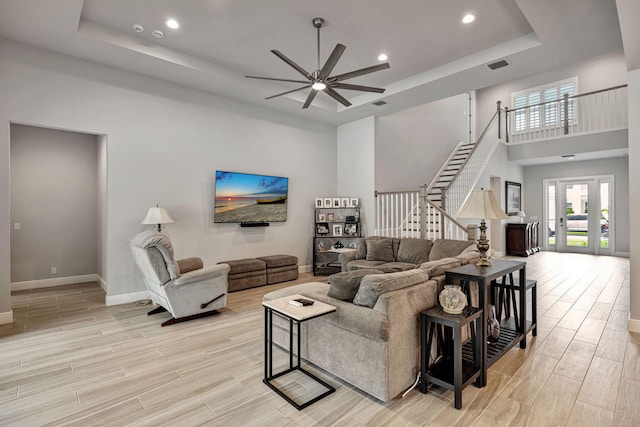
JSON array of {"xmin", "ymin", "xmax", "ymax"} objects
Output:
[{"xmin": 128, "ymin": 230, "xmax": 230, "ymax": 326}]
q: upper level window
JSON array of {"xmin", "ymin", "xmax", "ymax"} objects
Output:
[{"xmin": 511, "ymin": 77, "xmax": 578, "ymax": 132}]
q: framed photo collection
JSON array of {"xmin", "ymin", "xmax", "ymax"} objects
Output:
[{"xmin": 314, "ymin": 196, "xmax": 358, "ymax": 209}]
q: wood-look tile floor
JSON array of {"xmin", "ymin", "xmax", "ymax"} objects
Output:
[{"xmin": 1, "ymin": 252, "xmax": 639, "ymax": 426}]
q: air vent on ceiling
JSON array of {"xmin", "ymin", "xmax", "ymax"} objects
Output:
[
  {"xmin": 372, "ymin": 100, "xmax": 387, "ymax": 106},
  {"xmin": 486, "ymin": 59, "xmax": 510, "ymax": 70}
]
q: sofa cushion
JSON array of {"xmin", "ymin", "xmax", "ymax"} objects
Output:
[
  {"xmin": 376, "ymin": 262, "xmax": 418, "ymax": 273},
  {"xmin": 419, "ymin": 257, "xmax": 462, "ymax": 277},
  {"xmin": 353, "ymin": 269, "xmax": 430, "ymax": 308},
  {"xmin": 429, "ymin": 239, "xmax": 475, "ymax": 261},
  {"xmin": 365, "ymin": 237, "xmax": 395, "ymax": 262},
  {"xmin": 397, "ymin": 238, "xmax": 433, "ymax": 265},
  {"xmin": 328, "ymin": 269, "xmax": 384, "ymax": 301},
  {"xmin": 347, "ymin": 260, "xmax": 387, "ymax": 271}
]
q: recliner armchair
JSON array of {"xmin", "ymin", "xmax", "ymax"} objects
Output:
[{"xmin": 129, "ymin": 230, "xmax": 230, "ymax": 326}]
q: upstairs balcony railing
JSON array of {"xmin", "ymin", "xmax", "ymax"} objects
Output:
[{"xmin": 504, "ymin": 84, "xmax": 628, "ymax": 144}]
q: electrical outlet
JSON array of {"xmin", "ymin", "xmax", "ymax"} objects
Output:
[
  {"xmin": 13, "ymin": 223, "xmax": 21, "ymax": 231},
  {"xmin": 51, "ymin": 267, "xmax": 57, "ymax": 275},
  {"xmin": 530, "ymin": 216, "xmax": 538, "ymax": 220}
]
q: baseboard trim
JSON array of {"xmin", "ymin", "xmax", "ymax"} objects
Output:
[
  {"xmin": 11, "ymin": 274, "xmax": 98, "ymax": 291},
  {"xmin": 299, "ymin": 264, "xmax": 312, "ymax": 273},
  {"xmin": 96, "ymin": 274, "xmax": 107, "ymax": 292},
  {"xmin": 0, "ymin": 310, "xmax": 13, "ymax": 325},
  {"xmin": 628, "ymin": 316, "xmax": 640, "ymax": 333},
  {"xmin": 105, "ymin": 290, "xmax": 149, "ymax": 307},
  {"xmin": 613, "ymin": 251, "xmax": 630, "ymax": 258}
]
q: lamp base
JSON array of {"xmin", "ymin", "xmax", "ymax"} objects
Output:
[{"xmin": 475, "ymin": 219, "xmax": 492, "ymax": 267}]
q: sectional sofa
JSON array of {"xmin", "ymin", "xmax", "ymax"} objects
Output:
[{"xmin": 262, "ymin": 237, "xmax": 479, "ymax": 402}]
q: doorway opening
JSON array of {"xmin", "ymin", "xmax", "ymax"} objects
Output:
[{"xmin": 544, "ymin": 175, "xmax": 613, "ymax": 255}]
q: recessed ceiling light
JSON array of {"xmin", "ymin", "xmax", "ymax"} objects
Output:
[
  {"xmin": 165, "ymin": 19, "xmax": 180, "ymax": 29},
  {"xmin": 152, "ymin": 30, "xmax": 164, "ymax": 39},
  {"xmin": 132, "ymin": 24, "xmax": 144, "ymax": 33},
  {"xmin": 462, "ymin": 14, "xmax": 476, "ymax": 24},
  {"xmin": 378, "ymin": 53, "xmax": 388, "ymax": 61}
]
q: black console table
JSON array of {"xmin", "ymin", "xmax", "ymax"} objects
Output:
[{"xmin": 445, "ymin": 260, "xmax": 535, "ymax": 387}]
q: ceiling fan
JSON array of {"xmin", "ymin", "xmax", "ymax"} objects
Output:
[{"xmin": 245, "ymin": 17, "xmax": 390, "ymax": 109}]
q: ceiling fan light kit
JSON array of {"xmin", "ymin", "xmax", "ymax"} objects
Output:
[{"xmin": 245, "ymin": 17, "xmax": 390, "ymax": 109}]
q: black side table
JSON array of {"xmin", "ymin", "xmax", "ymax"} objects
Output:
[{"xmin": 420, "ymin": 306, "xmax": 482, "ymax": 410}]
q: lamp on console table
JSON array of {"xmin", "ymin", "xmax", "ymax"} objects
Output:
[
  {"xmin": 456, "ymin": 189, "xmax": 508, "ymax": 267},
  {"xmin": 142, "ymin": 205, "xmax": 174, "ymax": 232},
  {"xmin": 516, "ymin": 211, "xmax": 526, "ymax": 223}
]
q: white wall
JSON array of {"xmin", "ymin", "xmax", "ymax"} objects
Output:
[
  {"xmin": 10, "ymin": 125, "xmax": 98, "ymax": 283},
  {"xmin": 375, "ymin": 93, "xmax": 471, "ymax": 191},
  {"xmin": 0, "ymin": 40, "xmax": 336, "ymax": 307},
  {"xmin": 337, "ymin": 117, "xmax": 375, "ymax": 236},
  {"xmin": 628, "ymin": 68, "xmax": 640, "ymax": 332},
  {"xmin": 97, "ymin": 134, "xmax": 107, "ymax": 284}
]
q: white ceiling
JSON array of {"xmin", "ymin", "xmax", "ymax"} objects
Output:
[{"xmin": 0, "ymin": 0, "xmax": 635, "ymax": 125}]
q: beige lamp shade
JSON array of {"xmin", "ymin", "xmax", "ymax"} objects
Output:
[
  {"xmin": 142, "ymin": 206, "xmax": 174, "ymax": 232},
  {"xmin": 456, "ymin": 189, "xmax": 509, "ymax": 220}
]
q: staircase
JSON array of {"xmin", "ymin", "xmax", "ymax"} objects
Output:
[{"xmin": 375, "ymin": 108, "xmax": 503, "ymax": 240}]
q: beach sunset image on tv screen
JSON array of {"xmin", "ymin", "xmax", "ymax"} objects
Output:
[{"xmin": 214, "ymin": 171, "xmax": 289, "ymax": 223}]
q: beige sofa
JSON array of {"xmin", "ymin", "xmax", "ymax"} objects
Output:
[{"xmin": 262, "ymin": 238, "xmax": 479, "ymax": 402}]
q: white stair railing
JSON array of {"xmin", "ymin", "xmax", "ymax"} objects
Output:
[
  {"xmin": 374, "ymin": 187, "xmax": 475, "ymax": 240},
  {"xmin": 505, "ymin": 84, "xmax": 628, "ymax": 144},
  {"xmin": 442, "ymin": 110, "xmax": 502, "ymax": 217}
]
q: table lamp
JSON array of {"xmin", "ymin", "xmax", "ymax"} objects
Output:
[
  {"xmin": 142, "ymin": 205, "xmax": 174, "ymax": 232},
  {"xmin": 516, "ymin": 211, "xmax": 526, "ymax": 223},
  {"xmin": 456, "ymin": 189, "xmax": 508, "ymax": 266}
]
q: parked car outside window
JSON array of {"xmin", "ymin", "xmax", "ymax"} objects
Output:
[{"xmin": 566, "ymin": 214, "xmax": 588, "ymax": 232}]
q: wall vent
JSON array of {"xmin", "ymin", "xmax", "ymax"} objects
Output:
[
  {"xmin": 486, "ymin": 59, "xmax": 510, "ymax": 70},
  {"xmin": 372, "ymin": 100, "xmax": 387, "ymax": 106}
]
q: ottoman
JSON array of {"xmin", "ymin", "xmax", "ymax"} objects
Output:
[
  {"xmin": 256, "ymin": 255, "xmax": 299, "ymax": 284},
  {"xmin": 219, "ymin": 258, "xmax": 266, "ymax": 292}
]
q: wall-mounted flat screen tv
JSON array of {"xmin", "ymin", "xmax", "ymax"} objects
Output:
[{"xmin": 214, "ymin": 170, "xmax": 289, "ymax": 223}]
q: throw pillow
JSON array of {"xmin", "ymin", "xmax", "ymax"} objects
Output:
[
  {"xmin": 397, "ymin": 238, "xmax": 433, "ymax": 265},
  {"xmin": 353, "ymin": 269, "xmax": 430, "ymax": 308},
  {"xmin": 429, "ymin": 239, "xmax": 475, "ymax": 261},
  {"xmin": 327, "ymin": 269, "xmax": 384, "ymax": 301},
  {"xmin": 365, "ymin": 237, "xmax": 395, "ymax": 262}
]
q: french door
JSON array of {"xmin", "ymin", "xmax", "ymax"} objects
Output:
[{"xmin": 544, "ymin": 175, "xmax": 613, "ymax": 255}]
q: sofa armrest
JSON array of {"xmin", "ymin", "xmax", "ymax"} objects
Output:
[
  {"xmin": 174, "ymin": 263, "xmax": 230, "ymax": 286},
  {"xmin": 338, "ymin": 251, "xmax": 357, "ymax": 271}
]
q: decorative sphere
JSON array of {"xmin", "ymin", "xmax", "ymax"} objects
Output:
[{"xmin": 439, "ymin": 285, "xmax": 467, "ymax": 314}]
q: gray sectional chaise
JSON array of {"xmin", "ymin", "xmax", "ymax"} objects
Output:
[{"xmin": 262, "ymin": 237, "xmax": 479, "ymax": 403}]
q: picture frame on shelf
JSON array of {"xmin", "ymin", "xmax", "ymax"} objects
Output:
[
  {"xmin": 316, "ymin": 239, "xmax": 329, "ymax": 251},
  {"xmin": 505, "ymin": 181, "xmax": 522, "ymax": 216},
  {"xmin": 345, "ymin": 222, "xmax": 358, "ymax": 236},
  {"xmin": 333, "ymin": 198, "xmax": 341, "ymax": 208},
  {"xmin": 333, "ymin": 224, "xmax": 343, "ymax": 236},
  {"xmin": 316, "ymin": 222, "xmax": 330, "ymax": 235},
  {"xmin": 318, "ymin": 213, "xmax": 326, "ymax": 222},
  {"xmin": 323, "ymin": 198, "xmax": 332, "ymax": 208},
  {"xmin": 315, "ymin": 198, "xmax": 323, "ymax": 208},
  {"xmin": 350, "ymin": 197, "xmax": 359, "ymax": 207},
  {"xmin": 327, "ymin": 213, "xmax": 335, "ymax": 222},
  {"xmin": 341, "ymin": 197, "xmax": 349, "ymax": 208}
]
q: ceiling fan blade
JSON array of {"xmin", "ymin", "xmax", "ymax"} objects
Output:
[
  {"xmin": 324, "ymin": 87, "xmax": 352, "ymax": 107},
  {"xmin": 302, "ymin": 90, "xmax": 318, "ymax": 109},
  {"xmin": 246, "ymin": 76, "xmax": 310, "ymax": 84},
  {"xmin": 265, "ymin": 85, "xmax": 311, "ymax": 100},
  {"xmin": 329, "ymin": 63, "xmax": 390, "ymax": 82},
  {"xmin": 271, "ymin": 50, "xmax": 312, "ymax": 79},
  {"xmin": 319, "ymin": 44, "xmax": 346, "ymax": 80},
  {"xmin": 331, "ymin": 82, "xmax": 386, "ymax": 93}
]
